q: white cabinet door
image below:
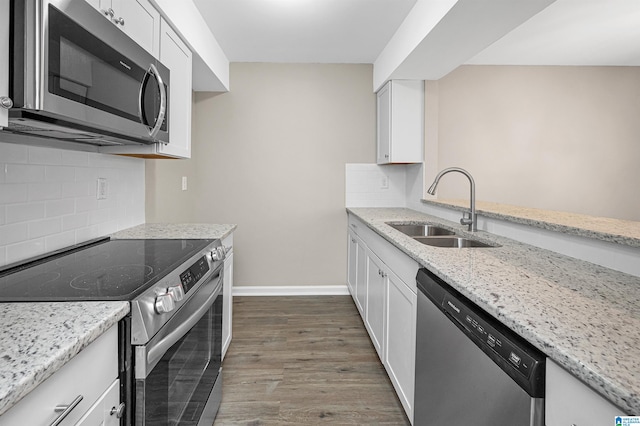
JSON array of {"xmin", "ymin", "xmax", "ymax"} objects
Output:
[
  {"xmin": 347, "ymin": 230, "xmax": 358, "ymax": 297},
  {"xmin": 354, "ymin": 234, "xmax": 367, "ymax": 317},
  {"xmin": 376, "ymin": 80, "xmax": 424, "ymax": 164},
  {"xmin": 376, "ymin": 82, "xmax": 391, "ymax": 164},
  {"xmin": 156, "ymin": 18, "xmax": 192, "ymax": 158},
  {"xmin": 385, "ymin": 269, "xmax": 417, "ymax": 421},
  {"xmin": 85, "ymin": 0, "xmax": 160, "ymax": 57},
  {"xmin": 117, "ymin": 0, "xmax": 160, "ymax": 57},
  {"xmin": 365, "ymin": 249, "xmax": 386, "ymax": 362},
  {"xmin": 75, "ymin": 379, "xmax": 121, "ymax": 426},
  {"xmin": 222, "ymin": 234, "xmax": 234, "ymax": 360},
  {"xmin": 546, "ymin": 359, "xmax": 625, "ymax": 426},
  {"xmin": 0, "ymin": 0, "xmax": 9, "ymax": 128}
]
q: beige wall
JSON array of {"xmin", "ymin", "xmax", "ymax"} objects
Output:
[
  {"xmin": 428, "ymin": 65, "xmax": 640, "ymax": 221},
  {"xmin": 146, "ymin": 63, "xmax": 375, "ymax": 287}
]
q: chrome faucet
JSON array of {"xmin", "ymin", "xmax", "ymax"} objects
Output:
[{"xmin": 427, "ymin": 167, "xmax": 477, "ymax": 232}]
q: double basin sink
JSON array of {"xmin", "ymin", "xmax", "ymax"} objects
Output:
[{"xmin": 386, "ymin": 223, "xmax": 498, "ymax": 248}]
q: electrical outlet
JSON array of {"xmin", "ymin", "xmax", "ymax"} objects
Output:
[
  {"xmin": 182, "ymin": 176, "xmax": 188, "ymax": 191},
  {"xmin": 97, "ymin": 178, "xmax": 108, "ymax": 200},
  {"xmin": 381, "ymin": 175, "xmax": 389, "ymax": 189}
]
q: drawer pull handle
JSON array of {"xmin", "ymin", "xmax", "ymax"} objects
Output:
[
  {"xmin": 110, "ymin": 402, "xmax": 126, "ymax": 418},
  {"xmin": 50, "ymin": 395, "xmax": 83, "ymax": 426}
]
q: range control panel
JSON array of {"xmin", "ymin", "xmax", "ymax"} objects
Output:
[
  {"xmin": 441, "ymin": 295, "xmax": 536, "ymax": 379},
  {"xmin": 179, "ymin": 255, "xmax": 210, "ymax": 293}
]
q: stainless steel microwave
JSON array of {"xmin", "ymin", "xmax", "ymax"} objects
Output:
[{"xmin": 5, "ymin": 0, "xmax": 169, "ymax": 148}]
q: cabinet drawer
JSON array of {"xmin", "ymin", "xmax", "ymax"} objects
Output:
[{"xmin": 1, "ymin": 326, "xmax": 118, "ymax": 426}]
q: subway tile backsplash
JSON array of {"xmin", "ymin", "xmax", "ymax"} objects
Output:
[
  {"xmin": 345, "ymin": 163, "xmax": 408, "ymax": 208},
  {"xmin": 0, "ymin": 142, "xmax": 145, "ymax": 267}
]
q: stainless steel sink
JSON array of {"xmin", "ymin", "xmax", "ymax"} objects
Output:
[
  {"xmin": 387, "ymin": 223, "xmax": 455, "ymax": 237},
  {"xmin": 413, "ymin": 236, "xmax": 497, "ymax": 248}
]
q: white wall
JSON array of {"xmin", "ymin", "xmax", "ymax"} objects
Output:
[
  {"xmin": 146, "ymin": 63, "xmax": 376, "ymax": 288},
  {"xmin": 427, "ymin": 65, "xmax": 640, "ymax": 221},
  {"xmin": 0, "ymin": 142, "xmax": 145, "ymax": 267}
]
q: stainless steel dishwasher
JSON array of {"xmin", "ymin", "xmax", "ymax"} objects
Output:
[{"xmin": 414, "ymin": 268, "xmax": 545, "ymax": 426}]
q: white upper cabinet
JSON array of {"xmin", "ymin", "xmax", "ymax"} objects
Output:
[
  {"xmin": 85, "ymin": 0, "xmax": 160, "ymax": 57},
  {"xmin": 156, "ymin": 18, "xmax": 193, "ymax": 158},
  {"xmin": 377, "ymin": 80, "xmax": 424, "ymax": 164},
  {"xmin": 0, "ymin": 0, "xmax": 9, "ymax": 128}
]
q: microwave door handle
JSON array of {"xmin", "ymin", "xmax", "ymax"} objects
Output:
[{"xmin": 138, "ymin": 64, "xmax": 167, "ymax": 140}]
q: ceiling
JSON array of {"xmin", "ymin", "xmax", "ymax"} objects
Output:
[
  {"xmin": 192, "ymin": 0, "xmax": 418, "ymax": 63},
  {"xmin": 193, "ymin": 0, "xmax": 640, "ymax": 68},
  {"xmin": 468, "ymin": 0, "xmax": 640, "ymax": 66}
]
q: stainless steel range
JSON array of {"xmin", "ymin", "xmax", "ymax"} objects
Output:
[{"xmin": 0, "ymin": 237, "xmax": 228, "ymax": 425}]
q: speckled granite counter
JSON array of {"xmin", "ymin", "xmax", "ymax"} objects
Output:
[
  {"xmin": 348, "ymin": 207, "xmax": 640, "ymax": 414},
  {"xmin": 0, "ymin": 302, "xmax": 129, "ymax": 416},
  {"xmin": 111, "ymin": 223, "xmax": 236, "ymax": 240},
  {"xmin": 423, "ymin": 199, "xmax": 640, "ymax": 248}
]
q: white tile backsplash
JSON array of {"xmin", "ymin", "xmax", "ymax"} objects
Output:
[
  {"xmin": 345, "ymin": 163, "xmax": 408, "ymax": 208},
  {"xmin": 0, "ymin": 142, "xmax": 145, "ymax": 267}
]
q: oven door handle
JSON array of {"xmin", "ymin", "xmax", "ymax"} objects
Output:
[{"xmin": 146, "ymin": 277, "xmax": 222, "ymax": 369}]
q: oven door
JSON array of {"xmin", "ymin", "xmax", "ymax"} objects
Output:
[{"xmin": 134, "ymin": 270, "xmax": 223, "ymax": 426}]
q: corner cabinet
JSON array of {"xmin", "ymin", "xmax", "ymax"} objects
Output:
[
  {"xmin": 101, "ymin": 18, "xmax": 193, "ymax": 158},
  {"xmin": 546, "ymin": 359, "xmax": 626, "ymax": 425},
  {"xmin": 347, "ymin": 214, "xmax": 418, "ymax": 423},
  {"xmin": 222, "ymin": 233, "xmax": 234, "ymax": 360},
  {"xmin": 0, "ymin": 0, "xmax": 9, "ymax": 128},
  {"xmin": 85, "ymin": 0, "xmax": 160, "ymax": 57},
  {"xmin": 0, "ymin": 326, "xmax": 120, "ymax": 426},
  {"xmin": 376, "ymin": 80, "xmax": 424, "ymax": 164}
]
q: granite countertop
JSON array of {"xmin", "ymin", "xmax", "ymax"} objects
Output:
[
  {"xmin": 347, "ymin": 207, "xmax": 640, "ymax": 414},
  {"xmin": 423, "ymin": 199, "xmax": 640, "ymax": 248},
  {"xmin": 111, "ymin": 223, "xmax": 236, "ymax": 240},
  {"xmin": 0, "ymin": 302, "xmax": 130, "ymax": 416}
]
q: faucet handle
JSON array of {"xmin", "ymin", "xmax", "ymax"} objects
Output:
[{"xmin": 460, "ymin": 212, "xmax": 475, "ymax": 231}]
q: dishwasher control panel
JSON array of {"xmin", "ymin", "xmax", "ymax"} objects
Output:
[{"xmin": 441, "ymin": 294, "xmax": 536, "ymax": 379}]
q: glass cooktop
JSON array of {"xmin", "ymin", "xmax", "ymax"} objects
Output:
[{"xmin": 0, "ymin": 239, "xmax": 214, "ymax": 301}]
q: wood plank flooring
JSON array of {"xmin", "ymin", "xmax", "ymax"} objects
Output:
[{"xmin": 213, "ymin": 296, "xmax": 411, "ymax": 425}]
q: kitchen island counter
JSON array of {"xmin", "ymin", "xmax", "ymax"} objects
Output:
[
  {"xmin": 111, "ymin": 223, "xmax": 236, "ymax": 240},
  {"xmin": 0, "ymin": 301, "xmax": 129, "ymax": 416},
  {"xmin": 348, "ymin": 207, "xmax": 640, "ymax": 414}
]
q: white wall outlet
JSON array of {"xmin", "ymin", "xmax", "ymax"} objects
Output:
[
  {"xmin": 380, "ymin": 175, "xmax": 389, "ymax": 189},
  {"xmin": 97, "ymin": 178, "xmax": 108, "ymax": 200},
  {"xmin": 182, "ymin": 176, "xmax": 188, "ymax": 191}
]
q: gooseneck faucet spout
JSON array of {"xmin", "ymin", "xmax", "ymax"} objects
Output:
[{"xmin": 427, "ymin": 167, "xmax": 477, "ymax": 232}]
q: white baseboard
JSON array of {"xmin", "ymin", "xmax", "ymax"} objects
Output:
[{"xmin": 232, "ymin": 285, "xmax": 350, "ymax": 296}]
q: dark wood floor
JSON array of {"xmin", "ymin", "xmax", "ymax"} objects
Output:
[{"xmin": 213, "ymin": 296, "xmax": 411, "ymax": 425}]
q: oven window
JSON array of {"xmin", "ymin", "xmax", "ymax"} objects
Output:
[{"xmin": 138, "ymin": 297, "xmax": 222, "ymax": 425}]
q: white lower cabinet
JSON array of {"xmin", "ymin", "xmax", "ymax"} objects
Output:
[
  {"xmin": 365, "ymin": 248, "xmax": 386, "ymax": 362},
  {"xmin": 347, "ymin": 231, "xmax": 358, "ymax": 296},
  {"xmin": 385, "ymin": 268, "xmax": 417, "ymax": 419},
  {"xmin": 1, "ymin": 326, "xmax": 119, "ymax": 426},
  {"xmin": 546, "ymin": 358, "xmax": 626, "ymax": 426},
  {"xmin": 347, "ymin": 230, "xmax": 367, "ymax": 317},
  {"xmin": 347, "ymin": 214, "xmax": 418, "ymax": 423},
  {"xmin": 222, "ymin": 233, "xmax": 234, "ymax": 360}
]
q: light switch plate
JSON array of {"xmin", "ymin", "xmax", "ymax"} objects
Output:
[{"xmin": 97, "ymin": 178, "xmax": 107, "ymax": 200}]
